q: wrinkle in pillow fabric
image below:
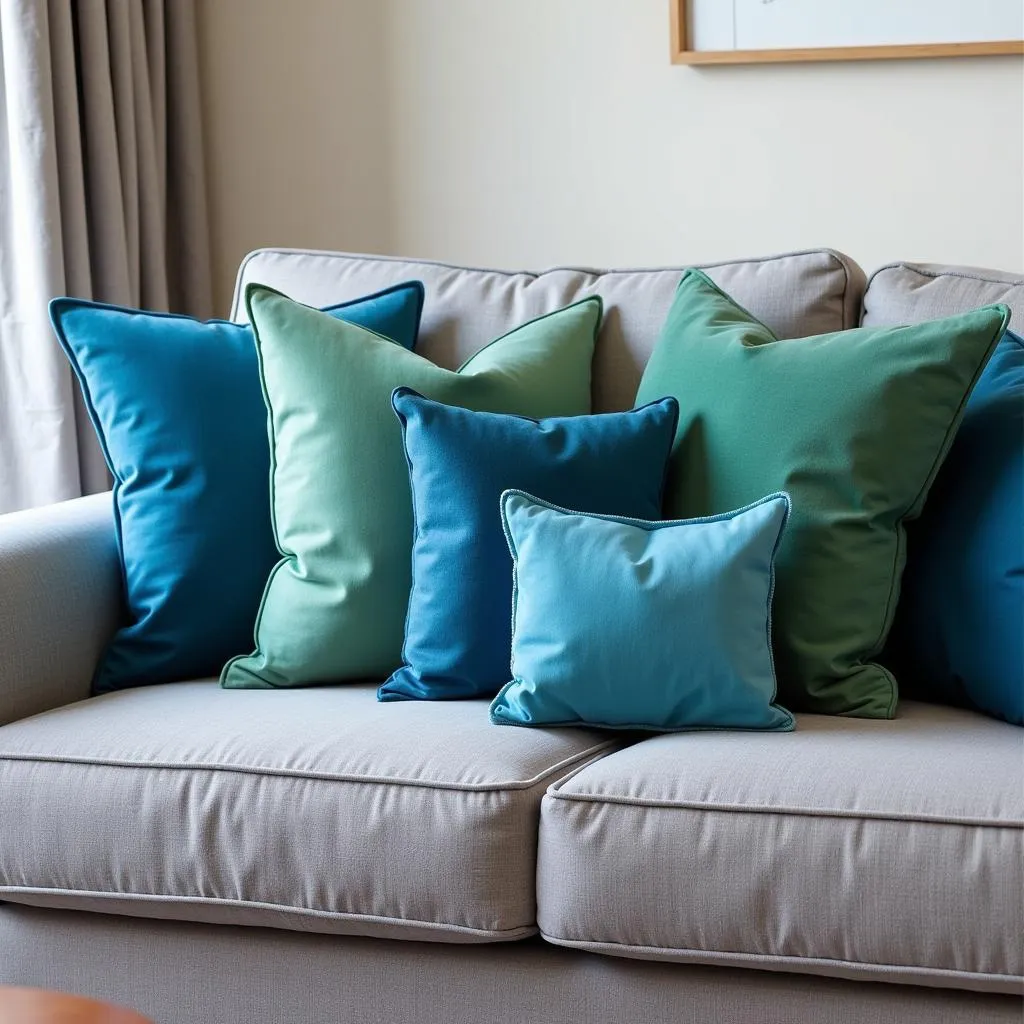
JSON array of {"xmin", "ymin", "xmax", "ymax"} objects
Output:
[
  {"xmin": 635, "ymin": 269, "xmax": 1010, "ymax": 719},
  {"xmin": 379, "ymin": 392, "xmax": 680, "ymax": 702},
  {"xmin": 50, "ymin": 284, "xmax": 425, "ymax": 693},
  {"xmin": 885, "ymin": 330, "xmax": 1024, "ymax": 726},
  {"xmin": 221, "ymin": 286, "xmax": 600, "ymax": 689},
  {"xmin": 489, "ymin": 491, "xmax": 795, "ymax": 732}
]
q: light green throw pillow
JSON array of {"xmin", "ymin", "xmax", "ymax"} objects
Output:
[
  {"xmin": 222, "ymin": 285, "xmax": 599, "ymax": 689},
  {"xmin": 635, "ymin": 269, "xmax": 1009, "ymax": 719}
]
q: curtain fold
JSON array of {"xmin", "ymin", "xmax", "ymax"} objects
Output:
[{"xmin": 0, "ymin": 0, "xmax": 211, "ymax": 513}]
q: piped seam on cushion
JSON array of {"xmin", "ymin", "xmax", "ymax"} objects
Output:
[
  {"xmin": 233, "ymin": 248, "xmax": 859, "ymax": 310},
  {"xmin": 0, "ymin": 739, "xmax": 621, "ymax": 793},
  {"xmin": 543, "ymin": 787, "xmax": 1024, "ymax": 829},
  {"xmin": 0, "ymin": 887, "xmax": 537, "ymax": 940},
  {"xmin": 538, "ymin": 933, "xmax": 1023, "ymax": 992},
  {"xmin": 867, "ymin": 263, "xmax": 1024, "ymax": 292}
]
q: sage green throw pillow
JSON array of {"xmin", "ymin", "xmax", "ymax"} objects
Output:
[
  {"xmin": 222, "ymin": 285, "xmax": 599, "ymax": 689},
  {"xmin": 635, "ymin": 269, "xmax": 1009, "ymax": 719}
]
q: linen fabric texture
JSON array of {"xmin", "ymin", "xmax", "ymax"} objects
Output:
[
  {"xmin": 221, "ymin": 286, "xmax": 600, "ymax": 689},
  {"xmin": 885, "ymin": 330, "xmax": 1024, "ymax": 726},
  {"xmin": 537, "ymin": 702, "xmax": 1024, "ymax": 995},
  {"xmin": 3, "ymin": 910, "xmax": 1019, "ymax": 1024},
  {"xmin": 0, "ymin": 681, "xmax": 614, "ymax": 942},
  {"xmin": 490, "ymin": 491, "xmax": 794, "ymax": 732},
  {"xmin": 231, "ymin": 248, "xmax": 865, "ymax": 415},
  {"xmin": 50, "ymin": 285, "xmax": 424, "ymax": 693},
  {"xmin": 379, "ymin": 392, "xmax": 680, "ymax": 702},
  {"xmin": 635, "ymin": 269, "xmax": 1010, "ymax": 718}
]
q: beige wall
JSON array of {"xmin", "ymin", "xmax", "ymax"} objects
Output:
[
  {"xmin": 198, "ymin": 0, "xmax": 392, "ymax": 312},
  {"xmin": 199, "ymin": 0, "xmax": 1024, "ymax": 314}
]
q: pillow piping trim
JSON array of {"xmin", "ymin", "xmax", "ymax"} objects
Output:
[
  {"xmin": 387, "ymin": 390, "xmax": 677, "ymax": 698},
  {"xmin": 674, "ymin": 270, "xmax": 1012, "ymax": 719},
  {"xmin": 49, "ymin": 285, "xmax": 425, "ymax": 692},
  {"xmin": 222, "ymin": 290, "xmax": 601, "ymax": 688},
  {"xmin": 490, "ymin": 489, "xmax": 794, "ymax": 731}
]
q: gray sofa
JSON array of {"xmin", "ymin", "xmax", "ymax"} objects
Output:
[{"xmin": 1, "ymin": 248, "xmax": 1021, "ymax": 1024}]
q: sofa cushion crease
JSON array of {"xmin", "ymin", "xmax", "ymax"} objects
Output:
[
  {"xmin": 537, "ymin": 935, "xmax": 1021, "ymax": 995},
  {"xmin": 0, "ymin": 889, "xmax": 537, "ymax": 943},
  {"xmin": 0, "ymin": 681, "xmax": 618, "ymax": 941}
]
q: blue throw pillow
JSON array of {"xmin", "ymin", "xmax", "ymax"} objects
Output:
[
  {"xmin": 885, "ymin": 330, "xmax": 1024, "ymax": 726},
  {"xmin": 490, "ymin": 490, "xmax": 795, "ymax": 732},
  {"xmin": 51, "ymin": 283, "xmax": 425, "ymax": 693},
  {"xmin": 378, "ymin": 390, "xmax": 679, "ymax": 702}
]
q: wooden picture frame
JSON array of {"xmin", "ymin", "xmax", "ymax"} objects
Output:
[{"xmin": 671, "ymin": 0, "xmax": 1024, "ymax": 65}]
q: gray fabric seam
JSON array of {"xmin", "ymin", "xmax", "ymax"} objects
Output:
[
  {"xmin": 230, "ymin": 247, "xmax": 853, "ymax": 320},
  {"xmin": 865, "ymin": 262, "xmax": 1024, "ymax": 296},
  {"xmin": 539, "ymin": 933, "xmax": 1023, "ymax": 986},
  {"xmin": 0, "ymin": 739, "xmax": 619, "ymax": 793},
  {"xmin": 1, "ymin": 888, "xmax": 535, "ymax": 938},
  {"xmin": 543, "ymin": 790, "xmax": 1023, "ymax": 829}
]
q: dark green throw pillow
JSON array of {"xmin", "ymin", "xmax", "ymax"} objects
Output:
[{"xmin": 635, "ymin": 269, "xmax": 1009, "ymax": 718}]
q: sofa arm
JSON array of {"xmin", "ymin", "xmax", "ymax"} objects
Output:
[{"xmin": 0, "ymin": 493, "xmax": 120, "ymax": 726}]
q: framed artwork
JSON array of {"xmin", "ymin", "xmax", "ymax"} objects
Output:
[{"xmin": 672, "ymin": 0, "xmax": 1024, "ymax": 65}]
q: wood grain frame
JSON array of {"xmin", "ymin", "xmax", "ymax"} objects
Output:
[{"xmin": 671, "ymin": 0, "xmax": 1024, "ymax": 65}]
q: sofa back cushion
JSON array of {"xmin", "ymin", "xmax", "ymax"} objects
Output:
[
  {"xmin": 862, "ymin": 261, "xmax": 1024, "ymax": 329},
  {"xmin": 231, "ymin": 248, "xmax": 864, "ymax": 413}
]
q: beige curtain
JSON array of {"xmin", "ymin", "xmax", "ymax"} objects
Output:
[{"xmin": 0, "ymin": 0, "xmax": 211, "ymax": 513}]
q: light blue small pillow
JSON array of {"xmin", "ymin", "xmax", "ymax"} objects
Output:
[{"xmin": 490, "ymin": 490, "xmax": 795, "ymax": 732}]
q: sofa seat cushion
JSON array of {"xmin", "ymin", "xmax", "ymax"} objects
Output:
[
  {"xmin": 0, "ymin": 682, "xmax": 615, "ymax": 942},
  {"xmin": 537, "ymin": 702, "xmax": 1024, "ymax": 994}
]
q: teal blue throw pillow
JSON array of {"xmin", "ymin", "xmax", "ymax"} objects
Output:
[
  {"xmin": 51, "ymin": 283, "xmax": 424, "ymax": 693},
  {"xmin": 378, "ymin": 391, "xmax": 679, "ymax": 702},
  {"xmin": 885, "ymin": 330, "xmax": 1024, "ymax": 726},
  {"xmin": 489, "ymin": 490, "xmax": 795, "ymax": 732}
]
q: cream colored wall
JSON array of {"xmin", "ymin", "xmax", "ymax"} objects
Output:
[{"xmin": 198, "ymin": 0, "xmax": 1024, "ymax": 314}]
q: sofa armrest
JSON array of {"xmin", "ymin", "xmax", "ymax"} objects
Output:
[{"xmin": 0, "ymin": 493, "xmax": 120, "ymax": 726}]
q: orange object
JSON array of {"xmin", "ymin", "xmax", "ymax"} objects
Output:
[{"xmin": 0, "ymin": 988, "xmax": 154, "ymax": 1024}]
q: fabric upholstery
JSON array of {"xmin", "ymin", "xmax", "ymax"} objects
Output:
[
  {"xmin": 885, "ymin": 330, "xmax": 1024, "ymax": 725},
  {"xmin": 864, "ymin": 262, "xmax": 1024, "ymax": 727},
  {"xmin": 221, "ymin": 288, "xmax": 600, "ymax": 689},
  {"xmin": 2, "ymin": 907, "xmax": 1019, "ymax": 1024},
  {"xmin": 230, "ymin": 248, "xmax": 865, "ymax": 413},
  {"xmin": 489, "ymin": 491, "xmax": 794, "ymax": 732},
  {"xmin": 537, "ymin": 702, "xmax": 1024, "ymax": 994},
  {"xmin": 0, "ymin": 682, "xmax": 615, "ymax": 941},
  {"xmin": 862, "ymin": 261, "xmax": 1024, "ymax": 330},
  {"xmin": 634, "ymin": 268, "xmax": 1009, "ymax": 718},
  {"xmin": 380, "ymin": 394, "xmax": 679, "ymax": 701},
  {"xmin": 0, "ymin": 493, "xmax": 118, "ymax": 727},
  {"xmin": 51, "ymin": 285, "xmax": 424, "ymax": 693}
]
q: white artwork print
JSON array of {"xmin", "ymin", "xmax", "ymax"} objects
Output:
[{"xmin": 688, "ymin": 0, "xmax": 1024, "ymax": 52}]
